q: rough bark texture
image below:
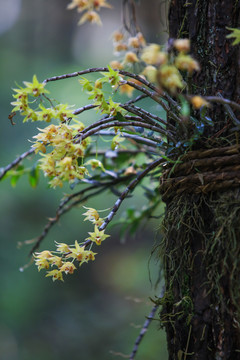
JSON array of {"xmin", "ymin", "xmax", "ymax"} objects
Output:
[
  {"xmin": 161, "ymin": 1, "xmax": 240, "ymax": 359},
  {"xmin": 169, "ymin": 0, "xmax": 240, "ymax": 134}
]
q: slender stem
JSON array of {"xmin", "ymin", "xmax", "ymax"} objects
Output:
[
  {"xmin": 43, "ymin": 67, "xmax": 182, "ymax": 125},
  {"xmin": 123, "ymin": 80, "xmax": 170, "ymax": 112},
  {"xmin": 0, "ymin": 148, "xmax": 35, "ymax": 181},
  {"xmin": 125, "ymin": 94, "xmax": 148, "ymax": 105},
  {"xmin": 79, "ymin": 115, "xmax": 116, "ymax": 134},
  {"xmin": 96, "ymin": 130, "xmax": 159, "ymax": 147},
  {"xmin": 73, "ymin": 104, "xmax": 97, "ymax": 115},
  {"xmin": 43, "ymin": 67, "xmax": 156, "ymax": 93},
  {"xmin": 77, "ymin": 119, "xmax": 174, "ymax": 143},
  {"xmin": 123, "ymin": 80, "xmax": 182, "ymax": 125},
  {"xmin": 129, "ymin": 286, "xmax": 165, "ymax": 360},
  {"xmin": 123, "ymin": 103, "xmax": 175, "ymax": 131},
  {"xmin": 29, "ymin": 174, "xmax": 135, "ymax": 254},
  {"xmin": 99, "ymin": 157, "xmax": 165, "ymax": 232},
  {"xmin": 29, "ymin": 187, "xmax": 105, "ymax": 255},
  {"xmin": 204, "ymin": 96, "xmax": 240, "ymax": 112}
]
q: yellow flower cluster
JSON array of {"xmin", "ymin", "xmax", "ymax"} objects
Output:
[
  {"xmin": 11, "ymin": 75, "xmax": 49, "ymax": 123},
  {"xmin": 11, "ymin": 75, "xmax": 75, "ymax": 124},
  {"xmin": 34, "ymin": 241, "xmax": 96, "ymax": 282},
  {"xmin": 110, "ymin": 30, "xmax": 146, "ymax": 71},
  {"xmin": 67, "ymin": 0, "xmax": 112, "ymax": 26},
  {"xmin": 11, "ymin": 71, "xmax": 118, "ymax": 189},
  {"xmin": 110, "ymin": 32, "xmax": 199, "ymax": 95},
  {"xmin": 34, "ymin": 207, "xmax": 110, "ymax": 281},
  {"xmin": 32, "ymin": 121, "xmax": 91, "ymax": 188},
  {"xmin": 141, "ymin": 39, "xmax": 200, "ymax": 93},
  {"xmin": 79, "ymin": 67, "xmax": 129, "ymax": 112}
]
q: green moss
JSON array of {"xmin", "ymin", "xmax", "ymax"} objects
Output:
[{"xmin": 159, "ymin": 189, "xmax": 240, "ymax": 331}]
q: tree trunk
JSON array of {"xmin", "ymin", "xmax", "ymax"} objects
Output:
[{"xmin": 161, "ymin": 1, "xmax": 240, "ymax": 359}]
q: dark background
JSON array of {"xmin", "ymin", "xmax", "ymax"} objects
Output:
[{"xmin": 0, "ymin": 0, "xmax": 168, "ymax": 359}]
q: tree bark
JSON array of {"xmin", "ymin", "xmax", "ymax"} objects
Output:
[{"xmin": 161, "ymin": 1, "xmax": 240, "ymax": 359}]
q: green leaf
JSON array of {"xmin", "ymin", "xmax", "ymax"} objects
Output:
[
  {"xmin": 11, "ymin": 175, "xmax": 20, "ymax": 187},
  {"xmin": 226, "ymin": 27, "xmax": 240, "ymax": 46},
  {"xmin": 29, "ymin": 166, "xmax": 39, "ymax": 188},
  {"xmin": 115, "ymin": 112, "xmax": 126, "ymax": 122},
  {"xmin": 179, "ymin": 95, "xmax": 190, "ymax": 117},
  {"xmin": 10, "ymin": 165, "xmax": 25, "ymax": 187}
]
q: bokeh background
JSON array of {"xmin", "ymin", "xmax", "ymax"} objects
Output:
[{"xmin": 0, "ymin": 0, "xmax": 168, "ymax": 359}]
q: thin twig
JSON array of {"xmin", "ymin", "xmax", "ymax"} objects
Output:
[
  {"xmin": 43, "ymin": 67, "xmax": 156, "ymax": 93},
  {"xmin": 96, "ymin": 130, "xmax": 160, "ymax": 147},
  {"xmin": 204, "ymin": 95, "xmax": 240, "ymax": 112},
  {"xmin": 99, "ymin": 157, "xmax": 165, "ymax": 231},
  {"xmin": 79, "ymin": 115, "xmax": 116, "ymax": 134},
  {"xmin": 29, "ymin": 187, "xmax": 105, "ymax": 255},
  {"xmin": 125, "ymin": 94, "xmax": 148, "ymax": 105},
  {"xmin": 123, "ymin": 80, "xmax": 170, "ymax": 113},
  {"xmin": 122, "ymin": 103, "xmax": 175, "ymax": 131},
  {"xmin": 73, "ymin": 104, "xmax": 97, "ymax": 115},
  {"xmin": 0, "ymin": 148, "xmax": 35, "ymax": 180},
  {"xmin": 43, "ymin": 67, "xmax": 181, "ymax": 125},
  {"xmin": 78, "ymin": 116, "xmax": 176, "ymax": 144},
  {"xmin": 77, "ymin": 119, "xmax": 174, "ymax": 144},
  {"xmin": 43, "ymin": 67, "xmax": 170, "ymax": 112},
  {"xmin": 29, "ymin": 174, "xmax": 135, "ymax": 254},
  {"xmin": 129, "ymin": 286, "xmax": 165, "ymax": 360}
]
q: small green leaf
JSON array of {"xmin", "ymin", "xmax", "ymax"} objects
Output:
[
  {"xmin": 29, "ymin": 166, "xmax": 39, "ymax": 188},
  {"xmin": 179, "ymin": 95, "xmax": 190, "ymax": 117},
  {"xmin": 226, "ymin": 27, "xmax": 240, "ymax": 46},
  {"xmin": 115, "ymin": 112, "xmax": 126, "ymax": 122},
  {"xmin": 11, "ymin": 175, "xmax": 20, "ymax": 187}
]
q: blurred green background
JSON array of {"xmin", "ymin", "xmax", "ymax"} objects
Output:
[{"xmin": 0, "ymin": 0, "xmax": 168, "ymax": 359}]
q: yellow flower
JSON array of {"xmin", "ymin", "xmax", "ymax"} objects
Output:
[
  {"xmin": 82, "ymin": 250, "xmax": 97, "ymax": 263},
  {"xmin": 84, "ymin": 159, "xmax": 105, "ymax": 171},
  {"xmin": 39, "ymin": 155, "xmax": 56, "ymax": 178},
  {"xmin": 34, "ymin": 250, "xmax": 53, "ymax": 259},
  {"xmin": 191, "ymin": 96, "xmax": 209, "ymax": 109},
  {"xmin": 35, "ymin": 258, "xmax": 50, "ymax": 271},
  {"xmin": 46, "ymin": 269, "xmax": 64, "ymax": 282},
  {"xmin": 60, "ymin": 262, "xmax": 76, "ymax": 274},
  {"xmin": 109, "ymin": 60, "xmax": 123, "ymax": 70},
  {"xmin": 141, "ymin": 44, "xmax": 167, "ymax": 65},
  {"xmin": 94, "ymin": 218, "xmax": 104, "ymax": 227},
  {"xmin": 49, "ymin": 256, "xmax": 63, "ymax": 268},
  {"xmin": 23, "ymin": 75, "xmax": 48, "ymax": 97},
  {"xmin": 82, "ymin": 207, "xmax": 100, "ymax": 222},
  {"xmin": 94, "ymin": 79, "xmax": 102, "ymax": 89},
  {"xmin": 67, "ymin": 240, "xmax": 86, "ymax": 261},
  {"xmin": 55, "ymin": 242, "xmax": 71, "ymax": 253},
  {"xmin": 58, "ymin": 157, "xmax": 73, "ymax": 171},
  {"xmin": 175, "ymin": 54, "xmax": 200, "ymax": 74},
  {"xmin": 32, "ymin": 142, "xmax": 46, "ymax": 154},
  {"xmin": 157, "ymin": 65, "xmax": 184, "ymax": 93},
  {"xmin": 33, "ymin": 124, "xmax": 58, "ymax": 144},
  {"xmin": 128, "ymin": 36, "xmax": 141, "ymax": 49},
  {"xmin": 173, "ymin": 39, "xmax": 190, "ymax": 53},
  {"xmin": 142, "ymin": 65, "xmax": 157, "ymax": 83},
  {"xmin": 136, "ymin": 32, "xmax": 146, "ymax": 46},
  {"xmin": 49, "ymin": 177, "xmax": 63, "ymax": 188},
  {"xmin": 88, "ymin": 225, "xmax": 110, "ymax": 245},
  {"xmin": 123, "ymin": 51, "xmax": 139, "ymax": 64},
  {"xmin": 112, "ymin": 30, "xmax": 124, "ymax": 42},
  {"xmin": 93, "ymin": 0, "xmax": 111, "ymax": 11},
  {"xmin": 78, "ymin": 10, "xmax": 102, "ymax": 25},
  {"xmin": 34, "ymin": 250, "xmax": 53, "ymax": 271},
  {"xmin": 67, "ymin": 0, "xmax": 89, "ymax": 12},
  {"xmin": 114, "ymin": 43, "xmax": 128, "ymax": 52}
]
